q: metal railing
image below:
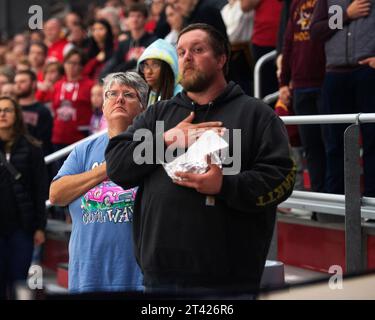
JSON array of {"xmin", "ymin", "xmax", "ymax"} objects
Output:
[
  {"xmin": 44, "ymin": 129, "xmax": 107, "ymax": 165},
  {"xmin": 271, "ymin": 113, "xmax": 375, "ymax": 273},
  {"xmin": 253, "ymin": 50, "xmax": 277, "ymax": 99},
  {"xmin": 253, "ymin": 49, "xmax": 375, "ymax": 273},
  {"xmin": 44, "ymin": 112, "xmax": 375, "ymax": 273}
]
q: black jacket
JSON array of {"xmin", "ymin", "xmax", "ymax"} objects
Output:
[
  {"xmin": 105, "ymin": 82, "xmax": 295, "ymax": 293},
  {"xmin": 0, "ymin": 136, "xmax": 48, "ymax": 235},
  {"xmin": 22, "ymin": 102, "xmax": 53, "ymax": 156}
]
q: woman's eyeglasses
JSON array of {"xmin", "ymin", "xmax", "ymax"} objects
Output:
[
  {"xmin": 0, "ymin": 108, "xmax": 14, "ymax": 115},
  {"xmin": 105, "ymin": 90, "xmax": 139, "ymax": 101}
]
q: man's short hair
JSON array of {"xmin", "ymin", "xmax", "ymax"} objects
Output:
[
  {"xmin": 102, "ymin": 72, "xmax": 149, "ymax": 109},
  {"xmin": 177, "ymin": 23, "xmax": 231, "ymax": 76},
  {"xmin": 125, "ymin": 3, "xmax": 149, "ymax": 18},
  {"xmin": 15, "ymin": 69, "xmax": 37, "ymax": 82}
]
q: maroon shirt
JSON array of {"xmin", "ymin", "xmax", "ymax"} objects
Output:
[{"xmin": 280, "ymin": 0, "xmax": 326, "ymax": 88}]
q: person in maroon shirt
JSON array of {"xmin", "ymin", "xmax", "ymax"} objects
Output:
[{"xmin": 279, "ymin": 0, "xmax": 326, "ymax": 198}]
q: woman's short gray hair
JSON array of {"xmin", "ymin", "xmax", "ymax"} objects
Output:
[{"xmin": 102, "ymin": 72, "xmax": 149, "ymax": 109}]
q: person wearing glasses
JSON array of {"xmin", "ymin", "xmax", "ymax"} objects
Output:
[
  {"xmin": 49, "ymin": 72, "xmax": 148, "ymax": 294},
  {"xmin": 137, "ymin": 39, "xmax": 182, "ymax": 107},
  {"xmin": 0, "ymin": 97, "xmax": 48, "ymax": 299}
]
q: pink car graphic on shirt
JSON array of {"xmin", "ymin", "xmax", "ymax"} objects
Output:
[{"xmin": 84, "ymin": 181, "xmax": 134, "ymax": 207}]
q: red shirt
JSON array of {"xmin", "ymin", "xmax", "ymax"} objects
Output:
[
  {"xmin": 252, "ymin": 0, "xmax": 282, "ymax": 47},
  {"xmin": 145, "ymin": 20, "xmax": 157, "ymax": 33},
  {"xmin": 51, "ymin": 77, "xmax": 94, "ymax": 145},
  {"xmin": 35, "ymin": 87, "xmax": 54, "ymax": 104},
  {"xmin": 47, "ymin": 38, "xmax": 71, "ymax": 63},
  {"xmin": 83, "ymin": 57, "xmax": 104, "ymax": 81}
]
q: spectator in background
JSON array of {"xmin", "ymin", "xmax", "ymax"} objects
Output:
[
  {"xmin": 12, "ymin": 33, "xmax": 29, "ymax": 59},
  {"xmin": 311, "ymin": 0, "xmax": 375, "ymax": 198},
  {"xmin": 153, "ymin": 0, "xmax": 174, "ymax": 39},
  {"xmin": 44, "ymin": 18, "xmax": 73, "ymax": 63},
  {"xmin": 28, "ymin": 41, "xmax": 48, "ymax": 84},
  {"xmin": 49, "ymin": 72, "xmax": 146, "ymax": 294},
  {"xmin": 137, "ymin": 38, "xmax": 182, "ymax": 106},
  {"xmin": 222, "ymin": 0, "xmax": 254, "ymax": 95},
  {"xmin": 84, "ymin": 19, "xmax": 115, "ymax": 81},
  {"xmin": 0, "ymin": 68, "xmax": 15, "ymax": 98},
  {"xmin": 164, "ymin": 3, "xmax": 184, "ymax": 46},
  {"xmin": 242, "ymin": 0, "xmax": 282, "ymax": 98},
  {"xmin": 51, "ymin": 49, "xmax": 94, "ymax": 153},
  {"xmin": 29, "ymin": 30, "xmax": 45, "ymax": 44},
  {"xmin": 4, "ymin": 52, "xmax": 18, "ymax": 70},
  {"xmin": 222, "ymin": 0, "xmax": 254, "ymax": 44},
  {"xmin": 15, "ymin": 58, "xmax": 31, "ymax": 72},
  {"xmin": 100, "ymin": 3, "xmax": 157, "ymax": 77},
  {"xmin": 279, "ymin": 0, "xmax": 326, "ymax": 194},
  {"xmin": 89, "ymin": 83, "xmax": 104, "ymax": 134},
  {"xmin": 14, "ymin": 70, "xmax": 53, "ymax": 156},
  {"xmin": 276, "ymin": 0, "xmax": 292, "ymax": 55},
  {"xmin": 64, "ymin": 11, "xmax": 83, "ymax": 35},
  {"xmin": 96, "ymin": 6, "xmax": 122, "ymax": 41},
  {"xmin": 175, "ymin": 0, "xmax": 228, "ymax": 38},
  {"xmin": 0, "ymin": 83, "xmax": 16, "ymax": 100},
  {"xmin": 67, "ymin": 23, "xmax": 89, "ymax": 51},
  {"xmin": 35, "ymin": 61, "xmax": 64, "ymax": 107},
  {"xmin": 145, "ymin": 0, "xmax": 165, "ymax": 33},
  {"xmin": 0, "ymin": 97, "xmax": 48, "ymax": 299}
]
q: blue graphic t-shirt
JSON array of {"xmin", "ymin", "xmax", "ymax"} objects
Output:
[{"xmin": 54, "ymin": 134, "xmax": 143, "ymax": 293}]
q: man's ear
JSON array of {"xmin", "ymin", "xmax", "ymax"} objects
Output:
[{"xmin": 217, "ymin": 54, "xmax": 227, "ymax": 71}]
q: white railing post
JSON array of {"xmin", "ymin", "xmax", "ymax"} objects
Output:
[{"xmin": 254, "ymin": 50, "xmax": 277, "ymax": 99}]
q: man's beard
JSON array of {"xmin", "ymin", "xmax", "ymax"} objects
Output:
[
  {"xmin": 16, "ymin": 87, "xmax": 33, "ymax": 99},
  {"xmin": 180, "ymin": 67, "xmax": 213, "ymax": 93}
]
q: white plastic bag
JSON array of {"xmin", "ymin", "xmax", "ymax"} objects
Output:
[{"xmin": 162, "ymin": 130, "xmax": 229, "ymax": 181}]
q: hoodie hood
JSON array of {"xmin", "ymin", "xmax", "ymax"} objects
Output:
[{"xmin": 137, "ymin": 39, "xmax": 180, "ymax": 85}]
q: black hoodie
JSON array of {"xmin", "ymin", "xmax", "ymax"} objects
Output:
[{"xmin": 105, "ymin": 82, "xmax": 295, "ymax": 293}]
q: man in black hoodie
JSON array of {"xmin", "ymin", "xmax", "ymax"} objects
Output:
[{"xmin": 105, "ymin": 23, "xmax": 295, "ymax": 296}]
